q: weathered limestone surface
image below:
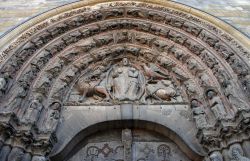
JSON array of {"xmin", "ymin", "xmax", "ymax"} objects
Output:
[
  {"xmin": 0, "ymin": 0, "xmax": 250, "ymax": 37},
  {"xmin": 0, "ymin": 0, "xmax": 249, "ymax": 160}
]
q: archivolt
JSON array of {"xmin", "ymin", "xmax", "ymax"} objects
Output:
[{"xmin": 0, "ymin": 0, "xmax": 249, "ymax": 160}]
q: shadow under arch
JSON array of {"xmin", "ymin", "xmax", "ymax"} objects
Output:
[{"xmin": 50, "ymin": 119, "xmax": 205, "ymax": 161}]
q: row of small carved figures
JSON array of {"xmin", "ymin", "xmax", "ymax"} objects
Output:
[
  {"xmin": 0, "ymin": 31, "xmax": 249, "ymax": 112},
  {"xmin": 191, "ymin": 90, "xmax": 250, "ymax": 147},
  {"xmin": 0, "ymin": 6, "xmax": 249, "ymax": 100},
  {"xmin": 0, "ymin": 18, "xmax": 249, "ymax": 113},
  {"xmin": 209, "ymin": 143, "xmax": 250, "ymax": 161},
  {"xmin": 0, "ymin": 144, "xmax": 48, "ymax": 161},
  {"xmin": 0, "ymin": 100, "xmax": 61, "ymax": 148}
]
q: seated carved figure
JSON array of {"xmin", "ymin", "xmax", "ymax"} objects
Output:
[
  {"xmin": 243, "ymin": 75, "xmax": 250, "ymax": 94},
  {"xmin": 206, "ymin": 90, "xmax": 227, "ymax": 120},
  {"xmin": 191, "ymin": 99, "xmax": 208, "ymax": 129},
  {"xmin": 39, "ymin": 102, "xmax": 61, "ymax": 133},
  {"xmin": 0, "ymin": 77, "xmax": 7, "ymax": 96}
]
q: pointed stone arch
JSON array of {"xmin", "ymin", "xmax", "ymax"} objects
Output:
[{"xmin": 0, "ymin": 0, "xmax": 249, "ymax": 161}]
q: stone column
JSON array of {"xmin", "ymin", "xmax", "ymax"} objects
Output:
[
  {"xmin": 7, "ymin": 147, "xmax": 25, "ymax": 161},
  {"xmin": 122, "ymin": 129, "xmax": 132, "ymax": 161},
  {"xmin": 0, "ymin": 141, "xmax": 3, "ymax": 150},
  {"xmin": 21, "ymin": 153, "xmax": 32, "ymax": 161},
  {"xmin": 0, "ymin": 145, "xmax": 11, "ymax": 161}
]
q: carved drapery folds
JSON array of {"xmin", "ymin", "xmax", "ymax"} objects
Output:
[{"xmin": 0, "ymin": 0, "xmax": 249, "ymax": 160}]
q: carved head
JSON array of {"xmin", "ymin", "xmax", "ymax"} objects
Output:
[
  {"xmin": 0, "ymin": 77, "xmax": 6, "ymax": 89},
  {"xmin": 122, "ymin": 58, "xmax": 129, "ymax": 66},
  {"xmin": 209, "ymin": 151, "xmax": 223, "ymax": 161},
  {"xmin": 49, "ymin": 102, "xmax": 61, "ymax": 111},
  {"xmin": 161, "ymin": 80, "xmax": 172, "ymax": 86},
  {"xmin": 35, "ymin": 94, "xmax": 43, "ymax": 102},
  {"xmin": 206, "ymin": 90, "xmax": 216, "ymax": 99},
  {"xmin": 229, "ymin": 143, "xmax": 243, "ymax": 159},
  {"xmin": 191, "ymin": 99, "xmax": 199, "ymax": 108}
]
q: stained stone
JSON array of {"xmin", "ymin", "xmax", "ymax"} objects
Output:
[{"xmin": 0, "ymin": 1, "xmax": 249, "ymax": 161}]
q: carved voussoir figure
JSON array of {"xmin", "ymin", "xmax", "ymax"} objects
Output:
[
  {"xmin": 191, "ymin": 99, "xmax": 208, "ymax": 129},
  {"xmin": 0, "ymin": 77, "xmax": 7, "ymax": 96},
  {"xmin": 229, "ymin": 144, "xmax": 250, "ymax": 161},
  {"xmin": 41, "ymin": 102, "xmax": 61, "ymax": 133},
  {"xmin": 224, "ymin": 80, "xmax": 249, "ymax": 114},
  {"xmin": 242, "ymin": 74, "xmax": 250, "ymax": 98},
  {"xmin": 198, "ymin": 72, "xmax": 211, "ymax": 87},
  {"xmin": 186, "ymin": 58, "xmax": 204, "ymax": 74},
  {"xmin": 206, "ymin": 89, "xmax": 227, "ymax": 120},
  {"xmin": 184, "ymin": 80, "xmax": 198, "ymax": 97},
  {"xmin": 22, "ymin": 95, "xmax": 44, "ymax": 124},
  {"xmin": 2, "ymin": 82, "xmax": 29, "ymax": 113}
]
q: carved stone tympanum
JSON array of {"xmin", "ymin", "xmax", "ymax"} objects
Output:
[{"xmin": 0, "ymin": 0, "xmax": 249, "ymax": 160}]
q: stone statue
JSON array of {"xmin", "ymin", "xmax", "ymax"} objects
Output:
[
  {"xmin": 242, "ymin": 75, "xmax": 250, "ymax": 94},
  {"xmin": 22, "ymin": 96, "xmax": 44, "ymax": 123},
  {"xmin": 207, "ymin": 90, "xmax": 227, "ymax": 120},
  {"xmin": 224, "ymin": 81, "xmax": 249, "ymax": 113},
  {"xmin": 171, "ymin": 47, "xmax": 185, "ymax": 60},
  {"xmin": 0, "ymin": 77, "xmax": 7, "ymax": 96},
  {"xmin": 199, "ymin": 72, "xmax": 211, "ymax": 87},
  {"xmin": 229, "ymin": 144, "xmax": 250, "ymax": 161},
  {"xmin": 215, "ymin": 67, "xmax": 229, "ymax": 86},
  {"xmin": 2, "ymin": 82, "xmax": 29, "ymax": 113},
  {"xmin": 184, "ymin": 80, "xmax": 197, "ymax": 97},
  {"xmin": 108, "ymin": 58, "xmax": 142, "ymax": 101},
  {"xmin": 191, "ymin": 99, "xmax": 208, "ymax": 129},
  {"xmin": 42, "ymin": 102, "xmax": 61, "ymax": 133},
  {"xmin": 145, "ymin": 80, "xmax": 176, "ymax": 102},
  {"xmin": 210, "ymin": 151, "xmax": 223, "ymax": 161},
  {"xmin": 186, "ymin": 58, "xmax": 203, "ymax": 74},
  {"xmin": 7, "ymin": 147, "xmax": 24, "ymax": 161}
]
